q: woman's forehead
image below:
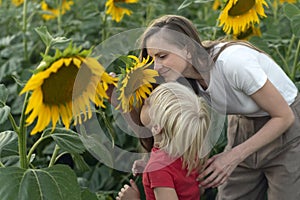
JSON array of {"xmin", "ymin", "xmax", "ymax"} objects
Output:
[
  {"xmin": 146, "ymin": 37, "xmax": 181, "ymax": 56},
  {"xmin": 146, "ymin": 47, "xmax": 168, "ymax": 56}
]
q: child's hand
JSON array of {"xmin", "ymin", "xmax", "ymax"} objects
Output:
[
  {"xmin": 132, "ymin": 158, "xmax": 147, "ymax": 176},
  {"xmin": 116, "ymin": 179, "xmax": 140, "ymax": 200}
]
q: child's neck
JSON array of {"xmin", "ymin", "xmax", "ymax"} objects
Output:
[{"xmin": 153, "ymin": 134, "xmax": 162, "ymax": 148}]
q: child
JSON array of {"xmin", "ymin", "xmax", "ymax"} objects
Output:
[{"xmin": 116, "ymin": 82, "xmax": 210, "ymax": 200}]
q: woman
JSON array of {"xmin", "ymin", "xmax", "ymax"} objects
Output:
[{"xmin": 133, "ymin": 15, "xmax": 300, "ymax": 200}]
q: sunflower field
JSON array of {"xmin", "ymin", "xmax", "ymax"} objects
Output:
[{"xmin": 0, "ymin": 0, "xmax": 299, "ymax": 200}]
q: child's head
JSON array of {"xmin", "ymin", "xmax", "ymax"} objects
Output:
[{"xmin": 145, "ymin": 82, "xmax": 210, "ymax": 173}]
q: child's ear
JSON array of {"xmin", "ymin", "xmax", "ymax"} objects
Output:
[{"xmin": 151, "ymin": 124, "xmax": 162, "ymax": 135}]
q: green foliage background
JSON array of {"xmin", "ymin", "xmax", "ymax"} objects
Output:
[{"xmin": 0, "ymin": 0, "xmax": 299, "ymax": 199}]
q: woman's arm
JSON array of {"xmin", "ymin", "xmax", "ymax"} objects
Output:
[
  {"xmin": 154, "ymin": 187, "xmax": 179, "ymax": 200},
  {"xmin": 198, "ymin": 79, "xmax": 295, "ymax": 188},
  {"xmin": 234, "ymin": 79, "xmax": 294, "ymax": 161}
]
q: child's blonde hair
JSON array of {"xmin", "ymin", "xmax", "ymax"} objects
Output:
[{"xmin": 148, "ymin": 82, "xmax": 210, "ymax": 174}]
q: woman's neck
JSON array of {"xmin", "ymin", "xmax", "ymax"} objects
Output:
[{"xmin": 183, "ymin": 66, "xmax": 210, "ymax": 90}]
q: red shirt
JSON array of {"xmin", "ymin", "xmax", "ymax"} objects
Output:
[{"xmin": 142, "ymin": 147, "xmax": 200, "ymax": 200}]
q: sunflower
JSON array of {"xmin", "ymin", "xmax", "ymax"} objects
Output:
[
  {"xmin": 105, "ymin": 0, "xmax": 138, "ymax": 22},
  {"xmin": 279, "ymin": 0, "xmax": 296, "ymax": 4},
  {"xmin": 218, "ymin": 0, "xmax": 268, "ymax": 35},
  {"xmin": 20, "ymin": 44, "xmax": 118, "ymax": 135},
  {"xmin": 117, "ymin": 55, "xmax": 158, "ymax": 113},
  {"xmin": 272, "ymin": 0, "xmax": 296, "ymax": 11},
  {"xmin": 212, "ymin": 0, "xmax": 223, "ymax": 10},
  {"xmin": 234, "ymin": 25, "xmax": 262, "ymax": 40},
  {"xmin": 41, "ymin": 0, "xmax": 74, "ymax": 20},
  {"xmin": 11, "ymin": 0, "xmax": 23, "ymax": 6}
]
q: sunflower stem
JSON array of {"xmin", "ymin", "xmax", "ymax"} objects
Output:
[
  {"xmin": 44, "ymin": 45, "xmax": 51, "ymax": 57},
  {"xmin": 273, "ymin": 47, "xmax": 290, "ymax": 76},
  {"xmin": 55, "ymin": 151, "xmax": 68, "ymax": 162},
  {"xmin": 212, "ymin": 19, "xmax": 219, "ymax": 40},
  {"xmin": 57, "ymin": 0, "xmax": 62, "ymax": 32},
  {"xmin": 49, "ymin": 144, "xmax": 60, "ymax": 167},
  {"xmin": 272, "ymin": 0, "xmax": 278, "ymax": 23},
  {"xmin": 291, "ymin": 38, "xmax": 300, "ymax": 82},
  {"xmin": 19, "ymin": 92, "xmax": 30, "ymax": 169},
  {"xmin": 145, "ymin": 2, "xmax": 154, "ymax": 25},
  {"xmin": 22, "ymin": 0, "xmax": 28, "ymax": 62},
  {"xmin": 27, "ymin": 135, "xmax": 51, "ymax": 164},
  {"xmin": 99, "ymin": 109, "xmax": 115, "ymax": 147},
  {"xmin": 286, "ymin": 34, "xmax": 295, "ymax": 63},
  {"xmin": 8, "ymin": 113, "xmax": 20, "ymax": 133},
  {"xmin": 102, "ymin": 11, "xmax": 108, "ymax": 42}
]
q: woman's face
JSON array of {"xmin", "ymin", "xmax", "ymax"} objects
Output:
[
  {"xmin": 140, "ymin": 98, "xmax": 151, "ymax": 128},
  {"xmin": 146, "ymin": 33, "xmax": 193, "ymax": 82}
]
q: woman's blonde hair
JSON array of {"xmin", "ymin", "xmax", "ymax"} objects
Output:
[{"xmin": 148, "ymin": 82, "xmax": 210, "ymax": 174}]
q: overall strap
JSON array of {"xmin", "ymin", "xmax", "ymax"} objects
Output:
[{"xmin": 212, "ymin": 41, "xmax": 263, "ymax": 62}]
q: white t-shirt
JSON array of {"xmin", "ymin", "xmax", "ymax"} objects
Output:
[{"xmin": 202, "ymin": 43, "xmax": 298, "ymax": 117}]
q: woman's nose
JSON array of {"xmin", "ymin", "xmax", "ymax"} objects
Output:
[{"xmin": 153, "ymin": 60, "xmax": 162, "ymax": 71}]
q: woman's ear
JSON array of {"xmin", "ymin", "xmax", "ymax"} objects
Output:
[
  {"xmin": 151, "ymin": 124, "xmax": 162, "ymax": 135},
  {"xmin": 183, "ymin": 46, "xmax": 192, "ymax": 60},
  {"xmin": 187, "ymin": 51, "xmax": 192, "ymax": 60}
]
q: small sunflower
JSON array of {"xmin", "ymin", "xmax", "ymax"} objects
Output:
[
  {"xmin": 279, "ymin": 0, "xmax": 296, "ymax": 4},
  {"xmin": 234, "ymin": 25, "xmax": 262, "ymax": 40},
  {"xmin": 105, "ymin": 0, "xmax": 138, "ymax": 23},
  {"xmin": 212, "ymin": 0, "xmax": 223, "ymax": 10},
  {"xmin": 41, "ymin": 0, "xmax": 74, "ymax": 20},
  {"xmin": 11, "ymin": 0, "xmax": 23, "ymax": 6},
  {"xmin": 218, "ymin": 0, "xmax": 268, "ymax": 35},
  {"xmin": 272, "ymin": 0, "xmax": 297, "ymax": 11},
  {"xmin": 117, "ymin": 55, "xmax": 158, "ymax": 113},
  {"xmin": 20, "ymin": 44, "xmax": 118, "ymax": 135}
]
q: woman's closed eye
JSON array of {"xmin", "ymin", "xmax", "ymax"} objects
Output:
[{"xmin": 155, "ymin": 53, "xmax": 167, "ymax": 60}]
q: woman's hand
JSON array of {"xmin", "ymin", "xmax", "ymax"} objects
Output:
[
  {"xmin": 116, "ymin": 179, "xmax": 140, "ymax": 200},
  {"xmin": 198, "ymin": 149, "xmax": 242, "ymax": 188}
]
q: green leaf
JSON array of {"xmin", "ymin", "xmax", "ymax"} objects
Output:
[
  {"xmin": 81, "ymin": 188, "xmax": 98, "ymax": 200},
  {"xmin": 295, "ymin": 82, "xmax": 300, "ymax": 91},
  {"xmin": 35, "ymin": 26, "xmax": 54, "ymax": 47},
  {"xmin": 51, "ymin": 36, "xmax": 71, "ymax": 47},
  {"xmin": 0, "ymin": 165, "xmax": 81, "ymax": 200},
  {"xmin": 46, "ymin": 128, "xmax": 86, "ymax": 154},
  {"xmin": 96, "ymin": 191, "xmax": 115, "ymax": 200},
  {"xmin": 0, "ymin": 131, "xmax": 18, "ymax": 156},
  {"xmin": 118, "ymin": 55, "xmax": 135, "ymax": 68},
  {"xmin": 291, "ymin": 15, "xmax": 300, "ymax": 37},
  {"xmin": 79, "ymin": 126, "xmax": 114, "ymax": 168},
  {"xmin": 177, "ymin": 0, "xmax": 193, "ymax": 10},
  {"xmin": 0, "ymin": 106, "xmax": 10, "ymax": 125},
  {"xmin": 283, "ymin": 3, "xmax": 300, "ymax": 20},
  {"xmin": 0, "ymin": 84, "xmax": 8, "ymax": 105},
  {"xmin": 72, "ymin": 153, "xmax": 90, "ymax": 172}
]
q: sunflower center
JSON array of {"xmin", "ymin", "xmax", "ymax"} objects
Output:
[
  {"xmin": 228, "ymin": 0, "xmax": 255, "ymax": 16},
  {"xmin": 42, "ymin": 60, "xmax": 92, "ymax": 105}
]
